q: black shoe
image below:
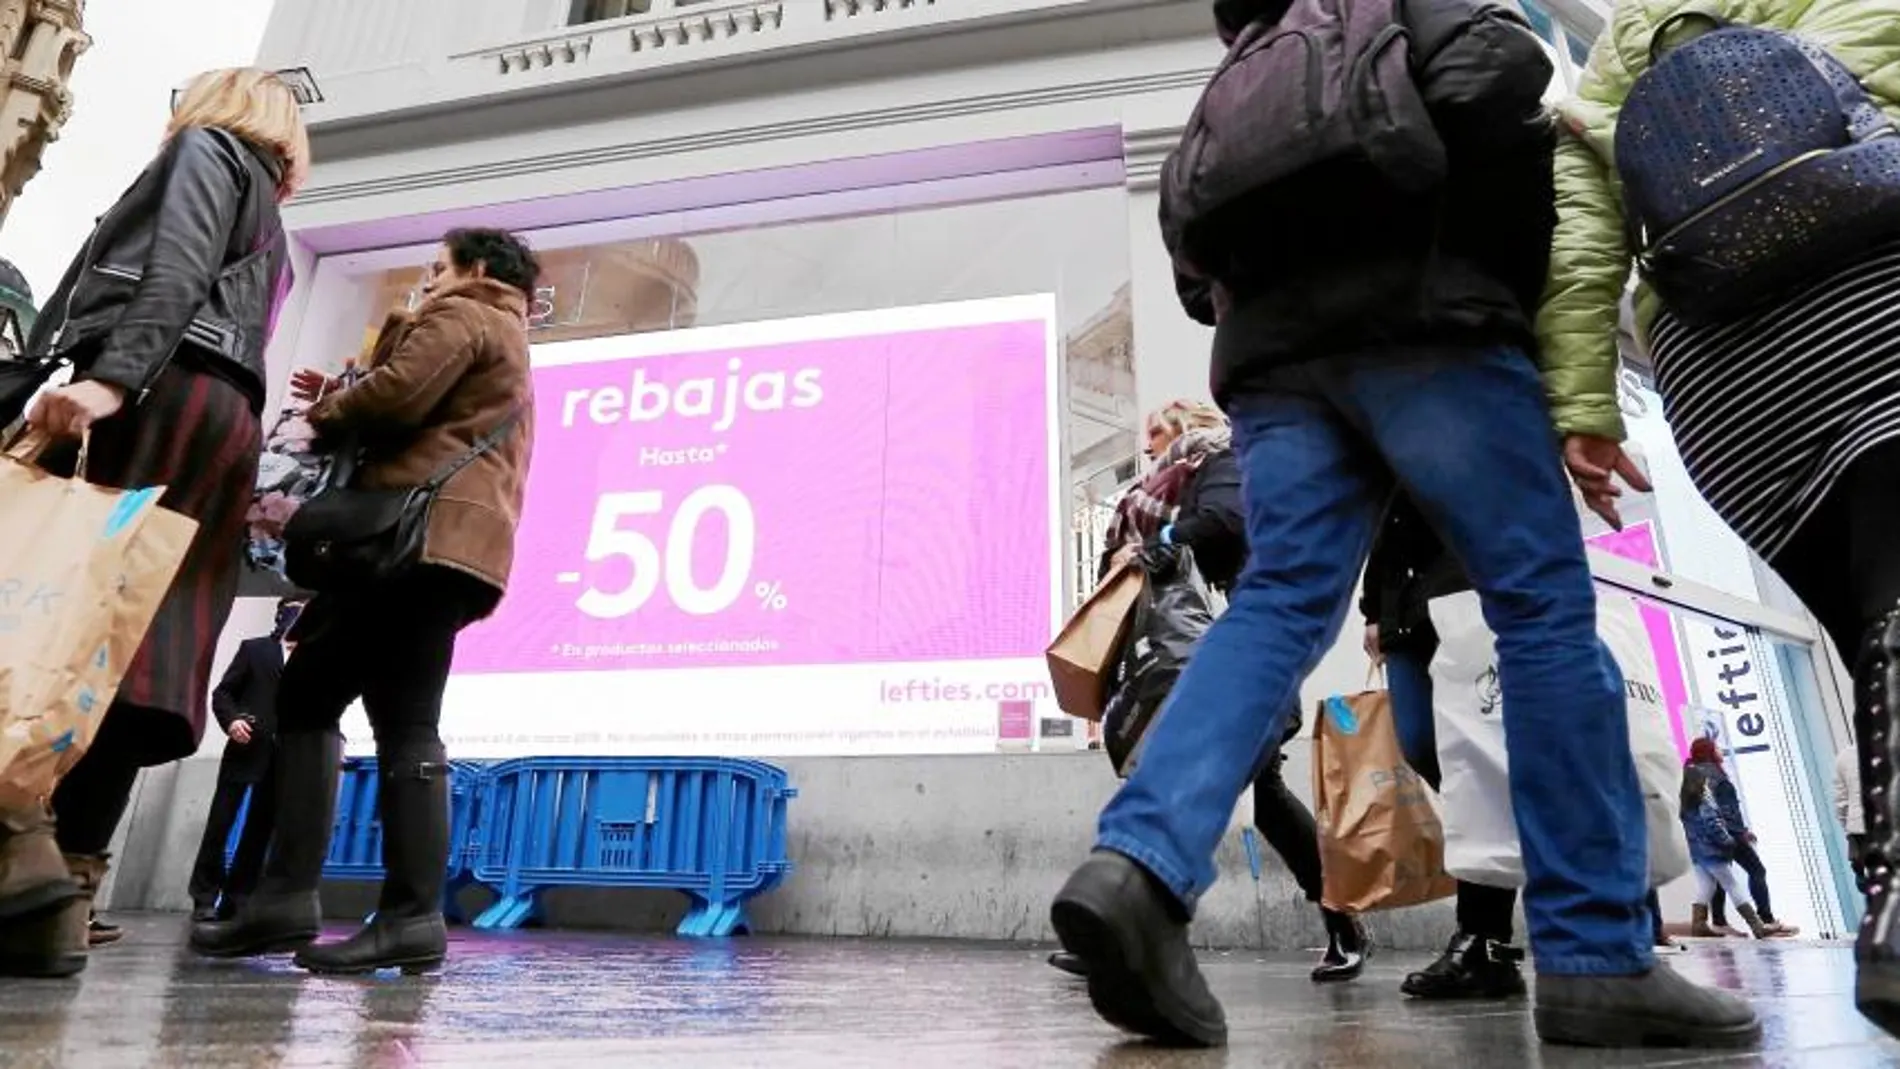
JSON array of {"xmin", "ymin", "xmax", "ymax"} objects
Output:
[
  {"xmin": 1402, "ymin": 932, "xmax": 1527, "ymax": 1000},
  {"xmin": 1855, "ymin": 607, "xmax": 1900, "ymax": 1038},
  {"xmin": 85, "ymin": 915, "xmax": 122, "ymax": 948},
  {"xmin": 295, "ymin": 914, "xmax": 446, "ymax": 975},
  {"xmin": 190, "ymin": 903, "xmax": 219, "ymax": 925},
  {"xmin": 1049, "ymin": 951, "xmax": 1089, "ymax": 978},
  {"xmin": 296, "ymin": 744, "xmax": 450, "ymax": 976},
  {"xmin": 1535, "ymin": 965, "xmax": 1761, "ymax": 1048},
  {"xmin": 190, "ymin": 891, "xmax": 321, "ymax": 958},
  {"xmin": 1050, "ymin": 850, "xmax": 1226, "ymax": 1048},
  {"xmin": 1311, "ymin": 909, "xmax": 1370, "ymax": 984}
]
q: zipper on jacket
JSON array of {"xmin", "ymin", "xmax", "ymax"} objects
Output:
[
  {"xmin": 1640, "ymin": 148, "xmax": 1833, "ymax": 263},
  {"xmin": 46, "ymin": 226, "xmax": 102, "ymax": 354}
]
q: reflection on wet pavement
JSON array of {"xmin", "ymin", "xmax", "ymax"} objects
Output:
[{"xmin": 1, "ymin": 917, "xmax": 1895, "ymax": 1067}]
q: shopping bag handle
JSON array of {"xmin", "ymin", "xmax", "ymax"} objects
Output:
[{"xmin": 2, "ymin": 427, "xmax": 89, "ymax": 474}]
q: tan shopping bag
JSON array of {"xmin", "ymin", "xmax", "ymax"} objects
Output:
[
  {"xmin": 1046, "ymin": 562, "xmax": 1143, "ymax": 720},
  {"xmin": 0, "ymin": 433, "xmax": 196, "ymax": 812},
  {"xmin": 1313, "ymin": 688, "xmax": 1457, "ymax": 913}
]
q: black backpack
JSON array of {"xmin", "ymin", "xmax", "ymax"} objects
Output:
[
  {"xmin": 1616, "ymin": 15, "xmax": 1900, "ymax": 325},
  {"xmin": 1159, "ymin": 0, "xmax": 1448, "ymax": 274}
]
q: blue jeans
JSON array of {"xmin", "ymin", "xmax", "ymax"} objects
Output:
[
  {"xmin": 1384, "ymin": 645, "xmax": 1441, "ymax": 788},
  {"xmin": 1095, "ymin": 346, "xmax": 1652, "ymax": 976}
]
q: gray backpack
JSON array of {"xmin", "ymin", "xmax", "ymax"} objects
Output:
[{"xmin": 1159, "ymin": 0, "xmax": 1448, "ymax": 273}]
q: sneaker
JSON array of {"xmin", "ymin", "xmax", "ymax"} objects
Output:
[
  {"xmin": 1402, "ymin": 931, "xmax": 1527, "ymax": 1000},
  {"xmin": 1535, "ymin": 964, "xmax": 1762, "ymax": 1049},
  {"xmin": 1051, "ymin": 850, "xmax": 1226, "ymax": 1048}
]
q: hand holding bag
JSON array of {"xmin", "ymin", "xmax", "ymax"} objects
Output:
[
  {"xmin": 282, "ymin": 408, "xmax": 519, "ymax": 592},
  {"xmin": 0, "ymin": 430, "xmax": 196, "ymax": 811},
  {"xmin": 1047, "ymin": 560, "xmax": 1144, "ymax": 720}
]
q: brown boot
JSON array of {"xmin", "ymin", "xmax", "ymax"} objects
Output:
[
  {"xmin": 52, "ymin": 854, "xmax": 110, "ymax": 966},
  {"xmin": 1691, "ymin": 904, "xmax": 1718, "ymax": 938},
  {"xmin": 1738, "ymin": 904, "xmax": 1788, "ymax": 940},
  {"xmin": 0, "ymin": 808, "xmax": 80, "ymax": 922}
]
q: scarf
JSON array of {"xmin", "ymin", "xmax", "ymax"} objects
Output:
[{"xmin": 1106, "ymin": 426, "xmax": 1233, "ymax": 551}]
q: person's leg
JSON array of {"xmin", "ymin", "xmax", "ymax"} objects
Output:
[
  {"xmin": 187, "ymin": 775, "xmax": 248, "ymax": 912},
  {"xmin": 1334, "ymin": 345, "xmax": 1755, "ymax": 1046},
  {"xmin": 1708, "ymin": 881, "xmax": 1730, "ymax": 932},
  {"xmin": 1385, "ymin": 644, "xmax": 1441, "ymax": 789},
  {"xmin": 296, "ymin": 568, "xmax": 492, "ymax": 975},
  {"xmin": 1733, "ymin": 842, "xmax": 1782, "ymax": 928},
  {"xmin": 1250, "ymin": 746, "xmax": 1368, "ymax": 983},
  {"xmin": 192, "ymin": 597, "xmax": 364, "ymax": 958},
  {"xmin": 224, "ymin": 763, "xmax": 279, "ymax": 907},
  {"xmin": 1054, "ymin": 373, "xmax": 1387, "ymax": 1048}
]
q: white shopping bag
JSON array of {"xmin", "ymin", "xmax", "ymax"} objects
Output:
[{"xmin": 1428, "ymin": 590, "xmax": 1691, "ymax": 889}]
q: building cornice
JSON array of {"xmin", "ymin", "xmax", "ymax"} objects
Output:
[{"xmin": 295, "ymin": 64, "xmax": 1209, "ymax": 206}]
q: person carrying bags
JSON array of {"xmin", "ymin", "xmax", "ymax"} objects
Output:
[{"xmin": 0, "ymin": 67, "xmax": 307, "ymax": 978}]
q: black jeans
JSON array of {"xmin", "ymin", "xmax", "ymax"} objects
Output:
[
  {"xmin": 187, "ymin": 762, "xmax": 277, "ymax": 907},
  {"xmin": 277, "ymin": 567, "xmax": 498, "ymax": 747},
  {"xmin": 1250, "ymin": 753, "xmax": 1325, "ymax": 904},
  {"xmin": 1709, "ymin": 840, "xmax": 1776, "ymax": 927}
]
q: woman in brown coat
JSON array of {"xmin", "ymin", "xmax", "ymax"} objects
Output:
[{"xmin": 193, "ymin": 227, "xmax": 538, "ymax": 975}]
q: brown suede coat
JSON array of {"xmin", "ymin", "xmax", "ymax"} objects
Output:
[{"xmin": 308, "ymin": 277, "xmax": 534, "ymax": 597}]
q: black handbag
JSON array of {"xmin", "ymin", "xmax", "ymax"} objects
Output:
[
  {"xmin": 0, "ymin": 357, "xmax": 61, "ymax": 427},
  {"xmin": 283, "ymin": 408, "xmax": 520, "ymax": 593}
]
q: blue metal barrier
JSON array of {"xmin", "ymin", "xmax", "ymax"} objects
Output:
[{"xmin": 468, "ymin": 757, "xmax": 797, "ymax": 937}]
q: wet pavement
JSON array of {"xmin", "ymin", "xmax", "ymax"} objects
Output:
[{"xmin": 0, "ymin": 916, "xmax": 1895, "ymax": 1068}]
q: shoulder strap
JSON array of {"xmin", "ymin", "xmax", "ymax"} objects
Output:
[{"xmin": 423, "ymin": 405, "xmax": 523, "ymax": 493}]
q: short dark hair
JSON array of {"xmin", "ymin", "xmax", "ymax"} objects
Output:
[{"xmin": 443, "ymin": 227, "xmax": 541, "ymax": 297}]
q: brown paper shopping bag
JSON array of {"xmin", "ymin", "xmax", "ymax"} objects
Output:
[
  {"xmin": 1046, "ymin": 562, "xmax": 1143, "ymax": 720},
  {"xmin": 0, "ymin": 433, "xmax": 196, "ymax": 812},
  {"xmin": 1312, "ymin": 689, "xmax": 1457, "ymax": 914}
]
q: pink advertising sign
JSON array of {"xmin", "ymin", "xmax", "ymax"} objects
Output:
[
  {"xmin": 454, "ymin": 297, "xmax": 1062, "ymax": 677},
  {"xmin": 1587, "ymin": 522, "xmax": 1693, "ymax": 760}
]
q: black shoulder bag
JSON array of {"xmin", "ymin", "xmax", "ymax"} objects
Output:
[{"xmin": 283, "ymin": 408, "xmax": 520, "ymax": 593}]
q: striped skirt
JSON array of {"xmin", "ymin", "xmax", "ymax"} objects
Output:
[
  {"xmin": 40, "ymin": 362, "xmax": 262, "ymax": 764},
  {"xmin": 1649, "ymin": 239, "xmax": 1900, "ymax": 563}
]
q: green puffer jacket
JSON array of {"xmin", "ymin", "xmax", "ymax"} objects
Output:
[{"xmin": 1535, "ymin": 0, "xmax": 1900, "ymax": 442}]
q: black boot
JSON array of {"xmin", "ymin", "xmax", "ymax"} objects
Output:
[
  {"xmin": 295, "ymin": 744, "xmax": 449, "ymax": 975},
  {"xmin": 1402, "ymin": 931, "xmax": 1527, "ymax": 1000},
  {"xmin": 1051, "ymin": 850, "xmax": 1226, "ymax": 1048},
  {"xmin": 191, "ymin": 731, "xmax": 340, "ymax": 958},
  {"xmin": 1856, "ymin": 609, "xmax": 1900, "ymax": 1038},
  {"xmin": 1310, "ymin": 909, "xmax": 1369, "ymax": 983}
]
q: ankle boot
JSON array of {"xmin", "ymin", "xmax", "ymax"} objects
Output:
[
  {"xmin": 1855, "ymin": 608, "xmax": 1900, "ymax": 1037},
  {"xmin": 1691, "ymin": 904, "xmax": 1717, "ymax": 938},
  {"xmin": 1402, "ymin": 930, "xmax": 1527, "ymax": 1000},
  {"xmin": 296, "ymin": 743, "xmax": 449, "ymax": 975},
  {"xmin": 0, "ymin": 807, "xmax": 79, "ymax": 922},
  {"xmin": 1737, "ymin": 904, "xmax": 1780, "ymax": 940},
  {"xmin": 1311, "ymin": 908, "xmax": 1370, "ymax": 983},
  {"xmin": 192, "ymin": 731, "xmax": 341, "ymax": 958}
]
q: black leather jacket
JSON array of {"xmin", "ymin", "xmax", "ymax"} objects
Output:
[{"xmin": 27, "ymin": 126, "xmax": 288, "ymax": 411}]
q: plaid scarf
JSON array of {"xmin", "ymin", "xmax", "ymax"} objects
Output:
[{"xmin": 1106, "ymin": 427, "xmax": 1232, "ymax": 551}]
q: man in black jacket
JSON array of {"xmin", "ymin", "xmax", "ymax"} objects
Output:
[
  {"xmin": 1051, "ymin": 0, "xmax": 1758, "ymax": 1051},
  {"xmin": 187, "ymin": 600, "xmax": 301, "ymax": 922}
]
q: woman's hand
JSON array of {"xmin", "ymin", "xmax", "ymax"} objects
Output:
[
  {"xmin": 1111, "ymin": 543, "xmax": 1140, "ymax": 571},
  {"xmin": 28, "ymin": 381, "xmax": 126, "ymax": 439},
  {"xmin": 288, "ymin": 367, "xmax": 339, "ymax": 404}
]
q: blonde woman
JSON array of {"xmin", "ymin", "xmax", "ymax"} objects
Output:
[{"xmin": 0, "ymin": 67, "xmax": 307, "ymax": 978}]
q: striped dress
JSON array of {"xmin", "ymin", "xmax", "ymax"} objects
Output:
[{"xmin": 1647, "ymin": 238, "xmax": 1900, "ymax": 563}]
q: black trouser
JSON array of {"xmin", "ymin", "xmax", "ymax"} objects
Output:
[
  {"xmin": 277, "ymin": 567, "xmax": 498, "ymax": 745},
  {"xmin": 1648, "ymin": 889, "xmax": 1667, "ymax": 944},
  {"xmin": 1770, "ymin": 439, "xmax": 1900, "ymax": 660},
  {"xmin": 1250, "ymin": 752, "xmax": 1325, "ymax": 904},
  {"xmin": 1709, "ymin": 840, "xmax": 1776, "ymax": 927},
  {"xmin": 52, "ymin": 704, "xmax": 172, "ymax": 856},
  {"xmin": 187, "ymin": 762, "xmax": 277, "ymax": 908},
  {"xmin": 1851, "ymin": 834, "xmax": 1869, "ymax": 893}
]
